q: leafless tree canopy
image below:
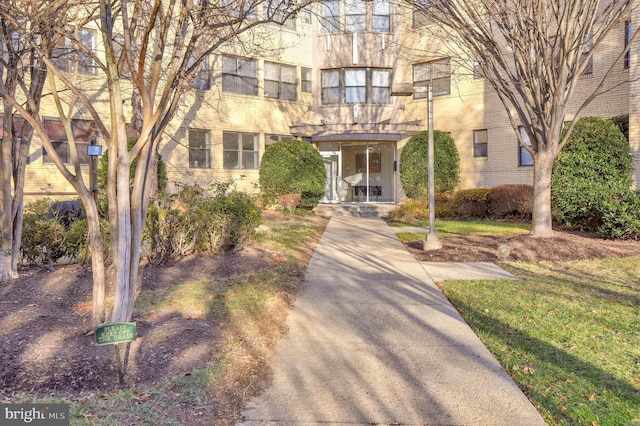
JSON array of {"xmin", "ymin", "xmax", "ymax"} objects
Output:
[{"xmin": 405, "ymin": 0, "xmax": 636, "ymax": 236}]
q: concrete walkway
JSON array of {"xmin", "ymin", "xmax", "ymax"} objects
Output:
[{"xmin": 239, "ymin": 216, "xmax": 545, "ymax": 425}]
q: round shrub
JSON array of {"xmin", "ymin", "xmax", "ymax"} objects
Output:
[
  {"xmin": 599, "ymin": 190, "xmax": 640, "ymax": 239},
  {"xmin": 400, "ymin": 130, "xmax": 460, "ymax": 198},
  {"xmin": 259, "ymin": 139, "xmax": 326, "ymax": 207},
  {"xmin": 551, "ymin": 116, "xmax": 633, "ymax": 230}
]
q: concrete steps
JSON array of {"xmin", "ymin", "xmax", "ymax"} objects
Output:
[{"xmin": 314, "ymin": 203, "xmax": 397, "ymax": 218}]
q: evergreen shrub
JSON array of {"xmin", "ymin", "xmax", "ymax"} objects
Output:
[
  {"xmin": 399, "ymin": 130, "xmax": 460, "ymax": 198},
  {"xmin": 552, "ymin": 116, "xmax": 634, "ymax": 230},
  {"xmin": 259, "ymin": 139, "xmax": 326, "ymax": 207}
]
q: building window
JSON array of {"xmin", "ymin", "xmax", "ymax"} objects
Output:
[
  {"xmin": 518, "ymin": 126, "xmax": 534, "ymax": 166},
  {"xmin": 345, "ymin": 69, "xmax": 366, "ymax": 103},
  {"xmin": 301, "ymin": 67, "xmax": 312, "ymax": 93},
  {"xmin": 190, "ymin": 55, "xmax": 211, "ymax": 90},
  {"xmin": 321, "ymin": 70, "xmax": 340, "ymax": 104},
  {"xmin": 223, "ymin": 131, "xmax": 258, "ymax": 169},
  {"xmin": 473, "ymin": 60, "xmax": 483, "ymax": 79},
  {"xmin": 321, "ymin": 0, "xmax": 340, "ymax": 33},
  {"xmin": 321, "ymin": 68, "xmax": 391, "ymax": 105},
  {"xmin": 345, "ymin": 0, "xmax": 366, "ymax": 32},
  {"xmin": 188, "ymin": 129, "xmax": 210, "ymax": 168},
  {"xmin": 300, "ymin": 7, "xmax": 312, "ymax": 24},
  {"xmin": 581, "ymin": 34, "xmax": 593, "ymax": 75},
  {"xmin": 371, "ymin": 69, "xmax": 390, "ymax": 104},
  {"xmin": 53, "ymin": 28, "xmax": 97, "ymax": 75},
  {"xmin": 42, "ymin": 119, "xmax": 93, "ymax": 165},
  {"xmin": 264, "ymin": 62, "xmax": 297, "ymax": 101},
  {"xmin": 473, "ymin": 129, "xmax": 488, "ymax": 158},
  {"xmin": 625, "ymin": 20, "xmax": 632, "ymax": 69},
  {"xmin": 266, "ymin": 134, "xmax": 294, "ymax": 148},
  {"xmin": 372, "ymin": 0, "xmax": 390, "ymax": 32},
  {"xmin": 222, "ymin": 55, "xmax": 258, "ymax": 96},
  {"xmin": 265, "ymin": 3, "xmax": 296, "ymax": 30},
  {"xmin": 413, "ymin": 58, "xmax": 451, "ymax": 98}
]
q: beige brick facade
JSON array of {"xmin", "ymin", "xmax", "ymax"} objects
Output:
[{"xmin": 14, "ymin": 1, "xmax": 640, "ymax": 203}]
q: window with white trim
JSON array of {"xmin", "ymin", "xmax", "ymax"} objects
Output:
[
  {"xmin": 413, "ymin": 58, "xmax": 450, "ymax": 98},
  {"xmin": 189, "ymin": 129, "xmax": 210, "ymax": 168},
  {"xmin": 264, "ymin": 3, "xmax": 296, "ymax": 30},
  {"xmin": 321, "ymin": 0, "xmax": 340, "ymax": 33},
  {"xmin": 518, "ymin": 126, "xmax": 534, "ymax": 166},
  {"xmin": 473, "ymin": 129, "xmax": 488, "ymax": 158},
  {"xmin": 301, "ymin": 67, "xmax": 312, "ymax": 93},
  {"xmin": 321, "ymin": 68, "xmax": 391, "ymax": 105},
  {"xmin": 222, "ymin": 55, "xmax": 258, "ymax": 96},
  {"xmin": 345, "ymin": 0, "xmax": 366, "ymax": 32},
  {"xmin": 264, "ymin": 62, "xmax": 297, "ymax": 101},
  {"xmin": 372, "ymin": 0, "xmax": 390, "ymax": 32},
  {"xmin": 223, "ymin": 131, "xmax": 259, "ymax": 169},
  {"xmin": 625, "ymin": 20, "xmax": 632, "ymax": 69},
  {"xmin": 52, "ymin": 28, "xmax": 97, "ymax": 75}
]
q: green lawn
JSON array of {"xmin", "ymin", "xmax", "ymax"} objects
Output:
[
  {"xmin": 439, "ymin": 257, "xmax": 640, "ymax": 425},
  {"xmin": 391, "ymin": 219, "xmax": 530, "ymax": 243}
]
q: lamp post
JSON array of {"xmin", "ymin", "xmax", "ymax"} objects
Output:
[
  {"xmin": 391, "ymin": 81, "xmax": 442, "ymax": 250},
  {"xmin": 87, "ymin": 131, "xmax": 103, "ymax": 204}
]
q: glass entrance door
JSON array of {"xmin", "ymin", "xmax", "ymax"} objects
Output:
[
  {"xmin": 320, "ymin": 151, "xmax": 342, "ymax": 203},
  {"xmin": 319, "ymin": 141, "xmax": 396, "ymax": 203}
]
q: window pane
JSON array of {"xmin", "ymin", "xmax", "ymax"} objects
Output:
[
  {"xmin": 243, "ymin": 152, "xmax": 258, "ymax": 169},
  {"xmin": 372, "ymin": 70, "xmax": 389, "ymax": 86},
  {"xmin": 373, "ymin": 16, "xmax": 390, "ymax": 32},
  {"xmin": 241, "ymin": 77, "xmax": 258, "ymax": 95},
  {"xmin": 223, "ymin": 132, "xmax": 239, "ymax": 150},
  {"xmin": 473, "ymin": 130, "xmax": 488, "ymax": 158},
  {"xmin": 346, "ymin": 87, "xmax": 366, "ymax": 103},
  {"xmin": 373, "ymin": 0, "xmax": 389, "ymax": 15},
  {"xmin": 222, "ymin": 56, "xmax": 237, "ymax": 73},
  {"xmin": 345, "ymin": 69, "xmax": 366, "ymax": 86},
  {"xmin": 346, "ymin": 16, "xmax": 366, "ymax": 32},
  {"xmin": 281, "ymin": 83, "xmax": 297, "ymax": 100},
  {"xmin": 224, "ymin": 151, "xmax": 239, "ymax": 169},
  {"xmin": 238, "ymin": 58, "xmax": 256, "ymax": 77},
  {"xmin": 281, "ymin": 65, "xmax": 296, "ymax": 83},
  {"xmin": 322, "ymin": 87, "xmax": 340, "ymax": 104},
  {"xmin": 264, "ymin": 80, "xmax": 279, "ymax": 98},
  {"xmin": 371, "ymin": 87, "xmax": 389, "ymax": 104},
  {"xmin": 222, "ymin": 75, "xmax": 239, "ymax": 93},
  {"xmin": 242, "ymin": 133, "xmax": 257, "ymax": 151},
  {"xmin": 413, "ymin": 63, "xmax": 429, "ymax": 82},
  {"xmin": 43, "ymin": 141, "xmax": 69, "ymax": 164},
  {"xmin": 322, "ymin": 70, "xmax": 339, "ymax": 87},
  {"xmin": 264, "ymin": 62, "xmax": 279, "ymax": 80}
]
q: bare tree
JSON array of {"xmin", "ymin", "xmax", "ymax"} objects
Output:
[
  {"xmin": 0, "ymin": 1, "xmax": 70, "ymax": 282},
  {"xmin": 404, "ymin": 0, "xmax": 637, "ymax": 237},
  {"xmin": 1, "ymin": 0, "xmax": 315, "ymax": 326}
]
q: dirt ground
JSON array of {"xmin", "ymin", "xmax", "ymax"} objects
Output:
[
  {"xmin": 1, "ymin": 215, "xmax": 638, "ymax": 414},
  {"xmin": 407, "ymin": 229, "xmax": 639, "ymax": 263}
]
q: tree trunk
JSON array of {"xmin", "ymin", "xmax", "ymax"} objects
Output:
[
  {"xmin": 530, "ymin": 151, "xmax": 555, "ymax": 238},
  {"xmin": 0, "ymin": 123, "xmax": 17, "ymax": 282},
  {"xmin": 83, "ymin": 195, "xmax": 106, "ymax": 327}
]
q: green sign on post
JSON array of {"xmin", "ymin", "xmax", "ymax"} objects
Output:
[{"xmin": 95, "ymin": 322, "xmax": 137, "ymax": 346}]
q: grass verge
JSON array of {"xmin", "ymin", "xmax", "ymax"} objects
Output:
[
  {"xmin": 439, "ymin": 257, "xmax": 640, "ymax": 425},
  {"xmin": 392, "ymin": 219, "xmax": 530, "ymax": 243}
]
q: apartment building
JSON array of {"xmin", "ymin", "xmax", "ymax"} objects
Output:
[{"xmin": 16, "ymin": 1, "xmax": 640, "ymax": 204}]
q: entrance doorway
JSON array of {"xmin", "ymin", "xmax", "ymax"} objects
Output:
[{"xmin": 319, "ymin": 141, "xmax": 396, "ymax": 203}]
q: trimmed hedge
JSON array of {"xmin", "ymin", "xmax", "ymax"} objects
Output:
[
  {"xmin": 387, "ymin": 185, "xmax": 533, "ymax": 221},
  {"xmin": 552, "ymin": 116, "xmax": 634, "ymax": 231},
  {"xmin": 399, "ymin": 130, "xmax": 460, "ymax": 198},
  {"xmin": 259, "ymin": 139, "xmax": 326, "ymax": 207}
]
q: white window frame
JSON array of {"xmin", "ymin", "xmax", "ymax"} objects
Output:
[
  {"xmin": 188, "ymin": 129, "xmax": 211, "ymax": 168},
  {"xmin": 413, "ymin": 58, "xmax": 451, "ymax": 98},
  {"xmin": 223, "ymin": 131, "xmax": 259, "ymax": 169},
  {"xmin": 473, "ymin": 129, "xmax": 488, "ymax": 158},
  {"xmin": 518, "ymin": 126, "xmax": 534, "ymax": 167},
  {"xmin": 264, "ymin": 62, "xmax": 297, "ymax": 101},
  {"xmin": 222, "ymin": 55, "xmax": 258, "ymax": 96}
]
